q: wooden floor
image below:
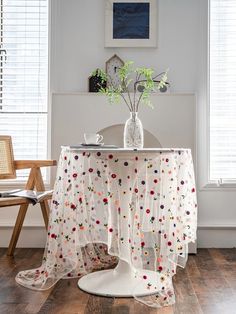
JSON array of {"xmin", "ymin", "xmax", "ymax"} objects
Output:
[{"xmin": 0, "ymin": 248, "xmax": 236, "ymax": 314}]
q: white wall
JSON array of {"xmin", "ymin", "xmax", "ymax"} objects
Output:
[
  {"xmin": 50, "ymin": 0, "xmax": 236, "ymax": 247},
  {"xmin": 50, "ymin": 0, "xmax": 200, "ymax": 93},
  {"xmin": 1, "ymin": 0, "xmax": 235, "ymax": 248}
]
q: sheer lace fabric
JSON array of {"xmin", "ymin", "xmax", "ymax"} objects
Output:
[{"xmin": 16, "ymin": 148, "xmax": 197, "ymax": 308}]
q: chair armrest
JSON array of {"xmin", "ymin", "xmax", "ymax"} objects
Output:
[{"xmin": 14, "ymin": 160, "xmax": 57, "ymax": 170}]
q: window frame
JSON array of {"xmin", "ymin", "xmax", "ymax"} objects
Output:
[
  {"xmin": 199, "ymin": 0, "xmax": 236, "ymax": 191},
  {"xmin": 0, "ymin": 0, "xmax": 52, "ymax": 188}
]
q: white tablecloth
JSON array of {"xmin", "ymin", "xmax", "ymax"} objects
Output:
[{"xmin": 16, "ymin": 147, "xmax": 197, "ymax": 308}]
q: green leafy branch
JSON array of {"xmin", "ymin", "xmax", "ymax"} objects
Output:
[{"xmin": 92, "ymin": 62, "xmax": 168, "ymax": 112}]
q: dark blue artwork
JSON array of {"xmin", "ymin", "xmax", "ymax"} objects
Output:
[{"xmin": 113, "ymin": 3, "xmax": 150, "ymax": 39}]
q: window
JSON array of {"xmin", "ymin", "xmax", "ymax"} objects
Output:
[
  {"xmin": 209, "ymin": 0, "xmax": 236, "ymax": 182},
  {"xmin": 0, "ymin": 0, "xmax": 49, "ymax": 180}
]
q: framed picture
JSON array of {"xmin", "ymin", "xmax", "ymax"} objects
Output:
[{"xmin": 105, "ymin": 0, "xmax": 157, "ymax": 48}]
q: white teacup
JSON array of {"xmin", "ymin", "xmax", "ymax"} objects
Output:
[{"xmin": 84, "ymin": 133, "xmax": 103, "ymax": 144}]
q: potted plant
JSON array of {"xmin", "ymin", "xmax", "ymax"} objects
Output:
[{"xmin": 92, "ymin": 61, "xmax": 168, "ymax": 148}]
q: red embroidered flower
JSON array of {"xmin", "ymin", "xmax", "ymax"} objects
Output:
[
  {"xmin": 97, "ymin": 152, "xmax": 101, "ymax": 156},
  {"xmin": 70, "ymin": 204, "xmax": 76, "ymax": 209},
  {"xmin": 143, "ymin": 275, "xmax": 147, "ymax": 279},
  {"xmin": 51, "ymin": 233, "xmax": 57, "ymax": 239},
  {"xmin": 154, "ymin": 179, "xmax": 158, "ymax": 183},
  {"xmin": 103, "ymin": 198, "xmax": 108, "ymax": 204},
  {"xmin": 167, "ymin": 241, "xmax": 172, "ymax": 246},
  {"xmin": 72, "ymin": 173, "xmax": 77, "ymax": 178},
  {"xmin": 146, "ymin": 209, "xmax": 150, "ymax": 214},
  {"xmin": 89, "ymin": 168, "xmax": 93, "ymax": 173},
  {"xmin": 96, "ymin": 220, "xmax": 100, "ymax": 224},
  {"xmin": 109, "ymin": 228, "xmax": 113, "ymax": 232},
  {"xmin": 79, "ymin": 197, "xmax": 82, "ymax": 204},
  {"xmin": 150, "ymin": 190, "xmax": 155, "ymax": 195},
  {"xmin": 158, "ymin": 266, "xmax": 163, "ymax": 271},
  {"xmin": 72, "ymin": 227, "xmax": 76, "ymax": 232},
  {"xmin": 109, "ymin": 154, "xmax": 113, "ymax": 159},
  {"xmin": 134, "ymin": 188, "xmax": 138, "ymax": 193},
  {"xmin": 141, "ymin": 241, "xmax": 145, "ymax": 247},
  {"xmin": 111, "ymin": 174, "xmax": 116, "ymax": 178},
  {"xmin": 192, "ymin": 187, "xmax": 195, "ymax": 193}
]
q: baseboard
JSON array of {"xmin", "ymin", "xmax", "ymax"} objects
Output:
[
  {"xmin": 197, "ymin": 224, "xmax": 236, "ymax": 248},
  {"xmin": 0, "ymin": 224, "xmax": 235, "ymax": 248},
  {"xmin": 0, "ymin": 226, "xmax": 46, "ymax": 248}
]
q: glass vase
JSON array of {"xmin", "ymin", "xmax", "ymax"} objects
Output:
[{"xmin": 124, "ymin": 112, "xmax": 144, "ymax": 148}]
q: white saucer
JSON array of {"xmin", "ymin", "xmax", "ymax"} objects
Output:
[{"xmin": 81, "ymin": 143, "xmax": 104, "ymax": 147}]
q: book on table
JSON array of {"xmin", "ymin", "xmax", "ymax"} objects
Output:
[{"xmin": 0, "ymin": 189, "xmax": 54, "ymax": 205}]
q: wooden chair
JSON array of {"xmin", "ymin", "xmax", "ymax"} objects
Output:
[{"xmin": 0, "ymin": 135, "xmax": 57, "ymax": 256}]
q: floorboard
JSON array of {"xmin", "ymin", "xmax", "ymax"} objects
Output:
[{"xmin": 0, "ymin": 248, "xmax": 236, "ymax": 314}]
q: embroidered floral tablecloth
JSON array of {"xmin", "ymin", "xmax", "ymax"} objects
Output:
[{"xmin": 16, "ymin": 147, "xmax": 197, "ymax": 308}]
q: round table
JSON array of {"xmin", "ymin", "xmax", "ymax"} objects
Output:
[{"xmin": 16, "ymin": 147, "xmax": 197, "ymax": 308}]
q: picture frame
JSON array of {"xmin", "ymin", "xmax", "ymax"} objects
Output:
[{"xmin": 105, "ymin": 0, "xmax": 157, "ymax": 48}]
